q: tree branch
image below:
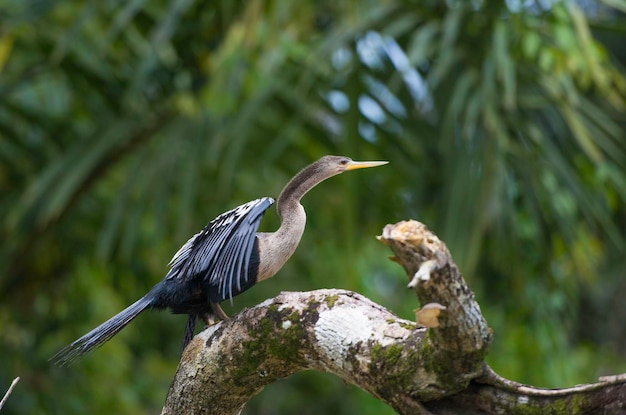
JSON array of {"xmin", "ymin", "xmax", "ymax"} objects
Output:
[
  {"xmin": 0, "ymin": 377, "xmax": 20, "ymax": 411},
  {"xmin": 162, "ymin": 220, "xmax": 626, "ymax": 414},
  {"xmin": 162, "ymin": 289, "xmax": 429, "ymax": 414},
  {"xmin": 425, "ymin": 365, "xmax": 626, "ymax": 414}
]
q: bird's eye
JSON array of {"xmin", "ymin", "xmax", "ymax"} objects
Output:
[{"xmin": 339, "ymin": 158, "xmax": 349, "ymax": 165}]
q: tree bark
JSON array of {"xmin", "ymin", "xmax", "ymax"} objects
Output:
[{"xmin": 162, "ymin": 220, "xmax": 626, "ymax": 415}]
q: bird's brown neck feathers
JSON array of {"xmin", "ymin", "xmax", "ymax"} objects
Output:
[
  {"xmin": 256, "ymin": 159, "xmax": 338, "ymax": 282},
  {"xmin": 276, "ymin": 159, "xmax": 333, "ymax": 217}
]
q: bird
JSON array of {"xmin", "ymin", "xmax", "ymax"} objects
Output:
[{"xmin": 51, "ymin": 155, "xmax": 387, "ymax": 365}]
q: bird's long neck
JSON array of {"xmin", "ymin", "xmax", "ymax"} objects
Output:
[
  {"xmin": 276, "ymin": 160, "xmax": 329, "ymax": 217},
  {"xmin": 256, "ymin": 161, "xmax": 333, "ymax": 282}
]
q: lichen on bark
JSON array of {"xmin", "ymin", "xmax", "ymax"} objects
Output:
[{"xmin": 162, "ymin": 221, "xmax": 626, "ymax": 415}]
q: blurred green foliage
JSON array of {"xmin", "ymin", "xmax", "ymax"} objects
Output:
[{"xmin": 1, "ymin": 0, "xmax": 626, "ymax": 413}]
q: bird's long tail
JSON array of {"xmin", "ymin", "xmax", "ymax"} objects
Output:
[{"xmin": 51, "ymin": 296, "xmax": 152, "ymax": 366}]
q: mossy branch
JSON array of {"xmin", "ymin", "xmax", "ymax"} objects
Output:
[
  {"xmin": 161, "ymin": 220, "xmax": 626, "ymax": 415},
  {"xmin": 161, "ymin": 289, "xmax": 429, "ymax": 414}
]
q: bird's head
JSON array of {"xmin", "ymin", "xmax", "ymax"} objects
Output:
[
  {"xmin": 317, "ymin": 155, "xmax": 388, "ymax": 176},
  {"xmin": 277, "ymin": 155, "xmax": 388, "ymax": 209}
]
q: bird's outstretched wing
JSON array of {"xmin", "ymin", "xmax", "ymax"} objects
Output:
[{"xmin": 165, "ymin": 197, "xmax": 274, "ymax": 303}]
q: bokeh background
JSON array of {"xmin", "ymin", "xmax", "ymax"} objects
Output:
[{"xmin": 2, "ymin": 1, "xmax": 626, "ymax": 414}]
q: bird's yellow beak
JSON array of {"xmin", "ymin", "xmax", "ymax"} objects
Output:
[{"xmin": 345, "ymin": 160, "xmax": 389, "ymax": 170}]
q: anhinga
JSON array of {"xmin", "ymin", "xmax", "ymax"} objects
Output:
[{"xmin": 52, "ymin": 155, "xmax": 387, "ymax": 365}]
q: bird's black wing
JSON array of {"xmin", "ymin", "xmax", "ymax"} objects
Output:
[{"xmin": 165, "ymin": 197, "xmax": 274, "ymax": 303}]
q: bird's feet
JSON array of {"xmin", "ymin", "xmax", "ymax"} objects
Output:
[{"xmin": 203, "ymin": 302, "xmax": 229, "ymax": 326}]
